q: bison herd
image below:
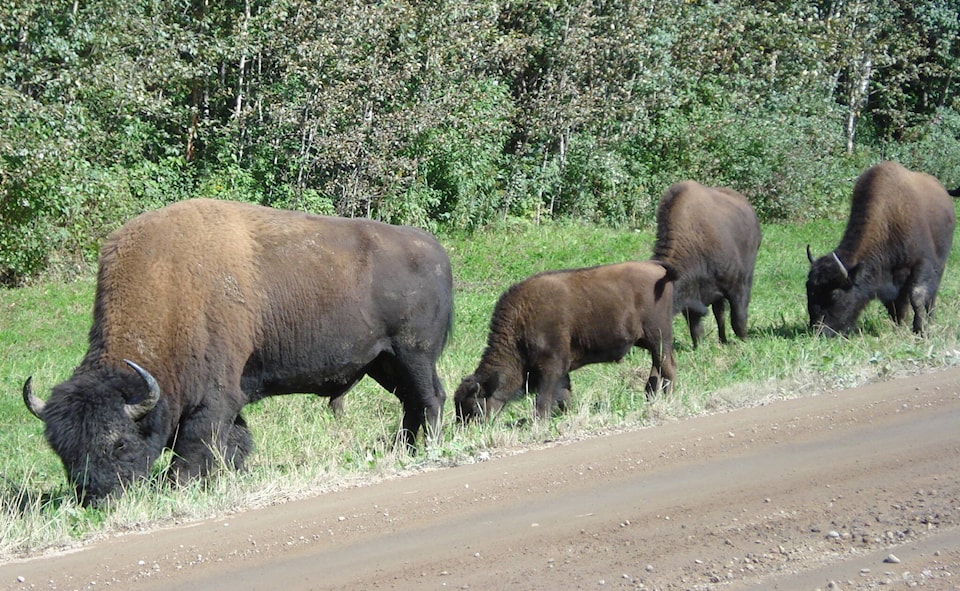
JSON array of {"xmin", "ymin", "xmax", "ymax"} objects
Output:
[{"xmin": 21, "ymin": 161, "xmax": 958, "ymax": 505}]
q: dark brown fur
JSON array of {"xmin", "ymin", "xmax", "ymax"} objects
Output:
[
  {"xmin": 24, "ymin": 199, "xmax": 453, "ymax": 504},
  {"xmin": 806, "ymin": 161, "xmax": 955, "ymax": 335},
  {"xmin": 454, "ymin": 261, "xmax": 677, "ymax": 422},
  {"xmin": 653, "ymin": 181, "xmax": 761, "ymax": 347}
]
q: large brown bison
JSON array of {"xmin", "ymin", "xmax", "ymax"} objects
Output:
[
  {"xmin": 806, "ymin": 161, "xmax": 955, "ymax": 335},
  {"xmin": 22, "ymin": 199, "xmax": 453, "ymax": 506},
  {"xmin": 454, "ymin": 261, "xmax": 677, "ymax": 422},
  {"xmin": 652, "ymin": 181, "xmax": 761, "ymax": 348}
]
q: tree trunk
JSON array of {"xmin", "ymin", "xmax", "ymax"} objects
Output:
[{"xmin": 845, "ymin": 54, "xmax": 872, "ymax": 155}]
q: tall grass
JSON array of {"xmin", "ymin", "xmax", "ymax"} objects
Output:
[{"xmin": 2, "ymin": 212, "xmax": 960, "ymax": 558}]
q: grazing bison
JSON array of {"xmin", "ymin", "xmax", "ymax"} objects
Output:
[
  {"xmin": 454, "ymin": 261, "xmax": 677, "ymax": 422},
  {"xmin": 652, "ymin": 181, "xmax": 761, "ymax": 347},
  {"xmin": 22, "ymin": 199, "xmax": 453, "ymax": 505},
  {"xmin": 806, "ymin": 161, "xmax": 955, "ymax": 335}
]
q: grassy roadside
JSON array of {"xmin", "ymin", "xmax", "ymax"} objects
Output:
[{"xmin": 2, "ymin": 214, "xmax": 960, "ymax": 558}]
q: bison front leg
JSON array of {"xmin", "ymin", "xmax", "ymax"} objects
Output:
[
  {"xmin": 533, "ymin": 366, "xmax": 571, "ymax": 419},
  {"xmin": 555, "ymin": 374, "xmax": 573, "ymax": 413},
  {"xmin": 170, "ymin": 411, "xmax": 252, "ymax": 484}
]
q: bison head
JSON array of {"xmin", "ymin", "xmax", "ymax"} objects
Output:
[
  {"xmin": 23, "ymin": 360, "xmax": 166, "ymax": 507},
  {"xmin": 805, "ymin": 246, "xmax": 867, "ymax": 336},
  {"xmin": 453, "ymin": 375, "xmax": 505, "ymax": 423}
]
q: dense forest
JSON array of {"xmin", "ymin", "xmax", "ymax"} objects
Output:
[{"xmin": 1, "ymin": 0, "xmax": 959, "ymax": 285}]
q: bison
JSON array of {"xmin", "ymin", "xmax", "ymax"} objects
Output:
[
  {"xmin": 454, "ymin": 261, "xmax": 677, "ymax": 422},
  {"xmin": 806, "ymin": 161, "xmax": 955, "ymax": 336},
  {"xmin": 652, "ymin": 181, "xmax": 761, "ymax": 348},
  {"xmin": 22, "ymin": 198, "xmax": 453, "ymax": 506}
]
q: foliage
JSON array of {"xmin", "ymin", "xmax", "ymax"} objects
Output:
[{"xmin": 1, "ymin": 0, "xmax": 959, "ymax": 283}]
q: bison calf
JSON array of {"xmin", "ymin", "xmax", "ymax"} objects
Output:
[
  {"xmin": 652, "ymin": 181, "xmax": 761, "ymax": 348},
  {"xmin": 806, "ymin": 161, "xmax": 955, "ymax": 336},
  {"xmin": 22, "ymin": 199, "xmax": 453, "ymax": 506},
  {"xmin": 455, "ymin": 261, "xmax": 677, "ymax": 422}
]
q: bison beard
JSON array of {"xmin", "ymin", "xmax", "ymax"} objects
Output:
[
  {"xmin": 806, "ymin": 161, "xmax": 955, "ymax": 336},
  {"xmin": 22, "ymin": 199, "xmax": 454, "ymax": 506},
  {"xmin": 454, "ymin": 260, "xmax": 677, "ymax": 423}
]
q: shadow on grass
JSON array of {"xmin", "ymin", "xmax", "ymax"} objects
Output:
[
  {"xmin": 749, "ymin": 315, "xmax": 895, "ymax": 342},
  {"xmin": 752, "ymin": 321, "xmax": 812, "ymax": 341},
  {"xmin": 0, "ymin": 473, "xmax": 71, "ymax": 515}
]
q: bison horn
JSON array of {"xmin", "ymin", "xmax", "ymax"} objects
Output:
[
  {"xmin": 123, "ymin": 359, "xmax": 160, "ymax": 421},
  {"xmin": 806, "ymin": 244, "xmax": 815, "ymax": 265},
  {"xmin": 22, "ymin": 376, "xmax": 46, "ymax": 420},
  {"xmin": 831, "ymin": 252, "xmax": 849, "ymax": 280}
]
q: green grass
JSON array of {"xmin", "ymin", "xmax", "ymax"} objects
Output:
[{"xmin": 3, "ymin": 213, "xmax": 960, "ymax": 557}]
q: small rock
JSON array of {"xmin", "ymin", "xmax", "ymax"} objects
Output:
[
  {"xmin": 883, "ymin": 554, "xmax": 901, "ymax": 564},
  {"xmin": 827, "ymin": 530, "xmax": 841, "ymax": 539}
]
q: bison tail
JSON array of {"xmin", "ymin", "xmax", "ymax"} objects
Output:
[
  {"xmin": 651, "ymin": 260, "xmax": 679, "ymax": 300},
  {"xmin": 443, "ymin": 303, "xmax": 455, "ymax": 350},
  {"xmin": 653, "ymin": 260, "xmax": 680, "ymax": 283}
]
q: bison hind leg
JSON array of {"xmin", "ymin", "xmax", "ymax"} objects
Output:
[
  {"xmin": 643, "ymin": 338, "xmax": 676, "ymax": 397},
  {"xmin": 728, "ymin": 289, "xmax": 751, "ymax": 341},
  {"xmin": 327, "ymin": 393, "xmax": 346, "ymax": 417},
  {"xmin": 909, "ymin": 280, "xmax": 939, "ymax": 335},
  {"xmin": 711, "ymin": 299, "xmax": 729, "ymax": 344},
  {"xmin": 682, "ymin": 308, "xmax": 707, "ymax": 348},
  {"xmin": 366, "ymin": 353, "xmax": 445, "ymax": 451}
]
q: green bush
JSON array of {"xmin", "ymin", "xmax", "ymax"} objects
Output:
[
  {"xmin": 406, "ymin": 78, "xmax": 513, "ymax": 231},
  {"xmin": 883, "ymin": 106, "xmax": 960, "ymax": 188},
  {"xmin": 0, "ymin": 92, "xmax": 76, "ymax": 285}
]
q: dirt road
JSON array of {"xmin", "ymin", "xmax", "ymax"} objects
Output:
[{"xmin": 3, "ymin": 368, "xmax": 960, "ymax": 590}]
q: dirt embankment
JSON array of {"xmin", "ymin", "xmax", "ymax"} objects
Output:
[{"xmin": 3, "ymin": 368, "xmax": 960, "ymax": 590}]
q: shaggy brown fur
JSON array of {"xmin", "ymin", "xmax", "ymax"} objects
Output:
[
  {"xmin": 23, "ymin": 199, "xmax": 453, "ymax": 505},
  {"xmin": 454, "ymin": 261, "xmax": 677, "ymax": 422},
  {"xmin": 806, "ymin": 161, "xmax": 955, "ymax": 335},
  {"xmin": 652, "ymin": 181, "xmax": 761, "ymax": 348}
]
